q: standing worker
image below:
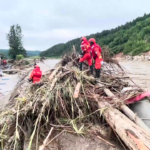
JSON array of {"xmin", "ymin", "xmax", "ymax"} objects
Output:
[
  {"xmin": 89, "ymin": 38, "xmax": 103, "ymax": 78},
  {"xmin": 28, "ymin": 65, "xmax": 42, "ymax": 83},
  {"xmin": 79, "ymin": 37, "xmax": 93, "ymax": 74}
]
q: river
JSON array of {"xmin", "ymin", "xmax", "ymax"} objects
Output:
[
  {"xmin": 0, "ymin": 59, "xmax": 60, "ymax": 108},
  {"xmin": 120, "ymin": 60, "xmax": 150, "ymax": 90}
]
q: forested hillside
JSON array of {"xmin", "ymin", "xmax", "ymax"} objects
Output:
[
  {"xmin": 40, "ymin": 13, "xmax": 150, "ymax": 57},
  {"xmin": 0, "ymin": 49, "xmax": 40, "ymax": 57}
]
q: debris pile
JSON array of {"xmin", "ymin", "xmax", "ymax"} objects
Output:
[
  {"xmin": 13, "ymin": 59, "xmax": 31, "ymax": 69},
  {"xmin": 0, "ymin": 50, "xmax": 148, "ymax": 150}
]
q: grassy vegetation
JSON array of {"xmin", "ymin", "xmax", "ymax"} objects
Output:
[
  {"xmin": 29, "ymin": 56, "xmax": 60, "ymax": 59},
  {"xmin": 29, "ymin": 56, "xmax": 41, "ymax": 59}
]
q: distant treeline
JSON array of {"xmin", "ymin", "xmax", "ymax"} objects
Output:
[
  {"xmin": 0, "ymin": 49, "xmax": 40, "ymax": 58},
  {"xmin": 40, "ymin": 13, "xmax": 150, "ymax": 57}
]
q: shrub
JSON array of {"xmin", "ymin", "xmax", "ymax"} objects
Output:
[{"xmin": 16, "ymin": 54, "xmax": 24, "ymax": 60}]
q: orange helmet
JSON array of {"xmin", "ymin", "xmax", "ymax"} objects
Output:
[
  {"xmin": 34, "ymin": 65, "xmax": 40, "ymax": 68},
  {"xmin": 89, "ymin": 38, "xmax": 96, "ymax": 43},
  {"xmin": 80, "ymin": 37, "xmax": 86, "ymax": 41}
]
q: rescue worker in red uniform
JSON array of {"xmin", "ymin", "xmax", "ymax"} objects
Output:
[
  {"xmin": 79, "ymin": 37, "xmax": 93, "ymax": 74},
  {"xmin": 89, "ymin": 38, "xmax": 103, "ymax": 78},
  {"xmin": 3, "ymin": 59, "xmax": 7, "ymax": 67},
  {"xmin": 28, "ymin": 65, "xmax": 42, "ymax": 83}
]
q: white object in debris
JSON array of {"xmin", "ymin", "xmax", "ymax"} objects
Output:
[
  {"xmin": 101, "ymin": 61, "xmax": 107, "ymax": 66},
  {"xmin": 121, "ymin": 87, "xmax": 134, "ymax": 93}
]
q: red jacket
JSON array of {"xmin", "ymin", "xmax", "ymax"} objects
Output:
[
  {"xmin": 29, "ymin": 68, "xmax": 42, "ymax": 83},
  {"xmin": 3, "ymin": 60, "xmax": 6, "ymax": 64},
  {"xmin": 91, "ymin": 43, "xmax": 102, "ymax": 60},
  {"xmin": 80, "ymin": 39, "xmax": 91, "ymax": 53}
]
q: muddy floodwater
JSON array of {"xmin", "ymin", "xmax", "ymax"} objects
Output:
[
  {"xmin": 120, "ymin": 61, "xmax": 150, "ymax": 90},
  {"xmin": 0, "ymin": 59, "xmax": 60, "ymax": 107}
]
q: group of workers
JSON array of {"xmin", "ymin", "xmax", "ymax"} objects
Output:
[
  {"xmin": 79, "ymin": 37, "xmax": 103, "ymax": 78},
  {"xmin": 28, "ymin": 37, "xmax": 103, "ymax": 84}
]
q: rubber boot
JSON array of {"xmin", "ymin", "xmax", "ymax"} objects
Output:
[
  {"xmin": 99, "ymin": 69, "xmax": 101, "ymax": 78},
  {"xmin": 79, "ymin": 62, "xmax": 82, "ymax": 71},
  {"xmin": 90, "ymin": 65, "xmax": 93, "ymax": 74},
  {"xmin": 95, "ymin": 69, "xmax": 101, "ymax": 78}
]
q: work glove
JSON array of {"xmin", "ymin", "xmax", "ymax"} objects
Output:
[
  {"xmin": 79, "ymin": 51, "xmax": 84, "ymax": 58},
  {"xmin": 28, "ymin": 78, "xmax": 33, "ymax": 82}
]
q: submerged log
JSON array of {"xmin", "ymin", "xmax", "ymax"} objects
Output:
[{"xmin": 97, "ymin": 100, "xmax": 150, "ymax": 150}]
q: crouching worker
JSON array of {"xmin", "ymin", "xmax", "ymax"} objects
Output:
[
  {"xmin": 79, "ymin": 37, "xmax": 93, "ymax": 74},
  {"xmin": 28, "ymin": 65, "xmax": 42, "ymax": 83},
  {"xmin": 89, "ymin": 38, "xmax": 103, "ymax": 78}
]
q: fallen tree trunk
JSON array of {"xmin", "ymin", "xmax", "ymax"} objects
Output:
[
  {"xmin": 3, "ymin": 69, "xmax": 20, "ymax": 73},
  {"xmin": 103, "ymin": 88, "xmax": 150, "ymax": 134},
  {"xmin": 97, "ymin": 100, "xmax": 150, "ymax": 150},
  {"xmin": 49, "ymin": 66, "xmax": 61, "ymax": 80}
]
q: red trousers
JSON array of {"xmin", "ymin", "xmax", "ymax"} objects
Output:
[
  {"xmin": 3, "ymin": 62, "xmax": 6, "ymax": 66},
  {"xmin": 79, "ymin": 53, "xmax": 92, "ymax": 66},
  {"xmin": 94, "ymin": 57, "xmax": 102, "ymax": 69},
  {"xmin": 32, "ymin": 77, "xmax": 41, "ymax": 83}
]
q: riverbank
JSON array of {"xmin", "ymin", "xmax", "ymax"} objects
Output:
[{"xmin": 115, "ymin": 51, "xmax": 150, "ymax": 61}]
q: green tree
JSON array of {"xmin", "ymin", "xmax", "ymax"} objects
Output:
[
  {"xmin": 7, "ymin": 24, "xmax": 26, "ymax": 59},
  {"xmin": 0, "ymin": 53, "xmax": 6, "ymax": 59}
]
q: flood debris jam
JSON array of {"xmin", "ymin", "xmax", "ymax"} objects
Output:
[{"xmin": 0, "ymin": 49, "xmax": 150, "ymax": 150}]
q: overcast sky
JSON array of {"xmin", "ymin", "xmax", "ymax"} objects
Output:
[{"xmin": 0, "ymin": 0, "xmax": 150, "ymax": 51}]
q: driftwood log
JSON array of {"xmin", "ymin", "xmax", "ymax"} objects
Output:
[
  {"xmin": 73, "ymin": 82, "xmax": 81, "ymax": 98},
  {"xmin": 103, "ymin": 88, "xmax": 150, "ymax": 134},
  {"xmin": 96, "ymin": 99, "xmax": 150, "ymax": 150},
  {"xmin": 93, "ymin": 88, "xmax": 150, "ymax": 150}
]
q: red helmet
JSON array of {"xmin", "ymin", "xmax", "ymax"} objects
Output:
[
  {"xmin": 80, "ymin": 37, "xmax": 86, "ymax": 41},
  {"xmin": 89, "ymin": 38, "xmax": 96, "ymax": 43},
  {"xmin": 34, "ymin": 65, "xmax": 40, "ymax": 68}
]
